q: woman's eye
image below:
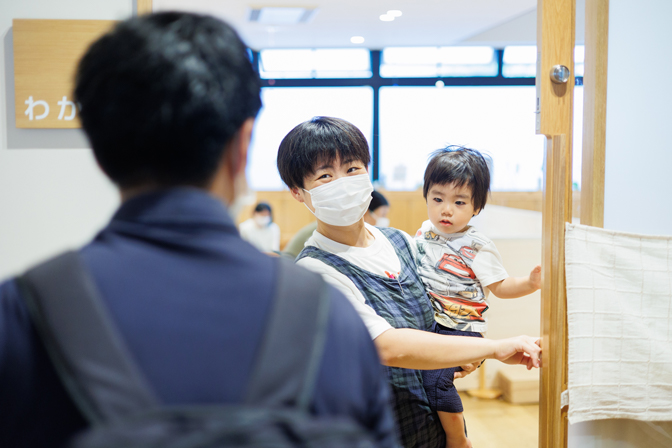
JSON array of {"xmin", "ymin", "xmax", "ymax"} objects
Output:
[
  {"xmin": 318, "ymin": 173, "xmax": 331, "ymax": 180},
  {"xmin": 347, "ymin": 166, "xmax": 361, "ymax": 173}
]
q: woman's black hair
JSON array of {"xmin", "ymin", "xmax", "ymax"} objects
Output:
[{"xmin": 277, "ymin": 117, "xmax": 371, "ymax": 189}]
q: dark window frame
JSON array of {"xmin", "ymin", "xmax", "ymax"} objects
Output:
[{"xmin": 253, "ymin": 49, "xmax": 582, "ymax": 181}]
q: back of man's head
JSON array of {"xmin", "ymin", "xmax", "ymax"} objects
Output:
[{"xmin": 75, "ymin": 12, "xmax": 262, "ymax": 189}]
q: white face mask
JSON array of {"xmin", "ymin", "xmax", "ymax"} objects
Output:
[
  {"xmin": 254, "ymin": 215, "xmax": 271, "ymax": 227},
  {"xmin": 371, "ymin": 212, "xmax": 390, "ymax": 228},
  {"xmin": 303, "ymin": 174, "xmax": 373, "ymax": 227}
]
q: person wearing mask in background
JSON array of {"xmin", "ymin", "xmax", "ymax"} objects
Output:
[
  {"xmin": 239, "ymin": 202, "xmax": 281, "ymax": 252},
  {"xmin": 364, "ymin": 191, "xmax": 390, "ymax": 228}
]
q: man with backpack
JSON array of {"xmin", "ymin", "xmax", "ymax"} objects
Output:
[{"xmin": 0, "ymin": 13, "xmax": 397, "ymax": 447}]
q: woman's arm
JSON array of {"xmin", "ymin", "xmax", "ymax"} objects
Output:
[{"xmin": 374, "ymin": 327, "xmax": 541, "ymax": 370}]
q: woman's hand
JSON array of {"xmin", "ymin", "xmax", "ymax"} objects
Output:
[{"xmin": 492, "ymin": 336, "xmax": 541, "ymax": 369}]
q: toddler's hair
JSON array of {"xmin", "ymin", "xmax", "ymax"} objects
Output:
[{"xmin": 423, "ymin": 146, "xmax": 491, "ymax": 213}]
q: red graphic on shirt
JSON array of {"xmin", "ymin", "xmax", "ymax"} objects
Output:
[
  {"xmin": 437, "ymin": 254, "xmax": 476, "ymax": 280},
  {"xmin": 429, "ymin": 292, "xmax": 487, "ymax": 322},
  {"xmin": 459, "ymin": 246, "xmax": 475, "ymax": 260},
  {"xmin": 385, "ymin": 271, "xmax": 399, "ymax": 280}
]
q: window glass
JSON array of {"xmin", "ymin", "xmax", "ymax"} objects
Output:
[
  {"xmin": 247, "ymin": 87, "xmax": 374, "ymax": 190},
  {"xmin": 379, "ymin": 85, "xmax": 585, "ymax": 191},
  {"xmin": 259, "ymin": 49, "xmax": 372, "ymax": 79},
  {"xmin": 574, "ymin": 45, "xmax": 585, "ymax": 77},
  {"xmin": 502, "ymin": 46, "xmax": 537, "ymax": 78},
  {"xmin": 573, "ymin": 85, "xmax": 584, "ymax": 190},
  {"xmin": 381, "ymin": 46, "xmax": 497, "ymax": 78},
  {"xmin": 503, "ymin": 45, "xmax": 585, "ymax": 78},
  {"xmin": 379, "ymin": 86, "xmax": 545, "ymax": 191}
]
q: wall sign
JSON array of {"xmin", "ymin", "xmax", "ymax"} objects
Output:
[{"xmin": 13, "ymin": 19, "xmax": 116, "ymax": 129}]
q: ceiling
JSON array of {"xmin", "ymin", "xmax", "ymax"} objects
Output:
[{"xmin": 152, "ymin": 0, "xmax": 568, "ymax": 50}]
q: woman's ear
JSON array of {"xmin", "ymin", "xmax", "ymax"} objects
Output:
[{"xmin": 290, "ymin": 187, "xmax": 305, "ymax": 203}]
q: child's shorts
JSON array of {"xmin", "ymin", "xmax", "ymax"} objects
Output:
[{"xmin": 421, "ymin": 324, "xmax": 483, "ymax": 414}]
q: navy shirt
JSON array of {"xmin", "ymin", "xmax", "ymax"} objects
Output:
[{"xmin": 0, "ymin": 189, "xmax": 397, "ymax": 447}]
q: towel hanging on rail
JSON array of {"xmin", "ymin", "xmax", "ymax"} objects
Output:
[{"xmin": 565, "ymin": 223, "xmax": 672, "ymax": 424}]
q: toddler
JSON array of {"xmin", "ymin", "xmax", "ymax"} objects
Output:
[{"xmin": 414, "ymin": 146, "xmax": 541, "ymax": 448}]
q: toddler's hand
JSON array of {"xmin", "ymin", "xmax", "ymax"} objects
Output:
[{"xmin": 529, "ymin": 265, "xmax": 542, "ymax": 291}]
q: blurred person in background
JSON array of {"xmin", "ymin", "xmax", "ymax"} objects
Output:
[
  {"xmin": 364, "ymin": 190, "xmax": 390, "ymax": 228},
  {"xmin": 239, "ymin": 202, "xmax": 281, "ymax": 252}
]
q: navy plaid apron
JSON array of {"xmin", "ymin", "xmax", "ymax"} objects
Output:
[{"xmin": 297, "ymin": 227, "xmax": 445, "ymax": 448}]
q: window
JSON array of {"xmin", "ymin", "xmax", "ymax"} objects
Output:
[
  {"xmin": 381, "ymin": 46, "xmax": 497, "ymax": 78},
  {"xmin": 502, "ymin": 46, "xmax": 537, "ymax": 78},
  {"xmin": 503, "ymin": 45, "xmax": 586, "ymax": 78},
  {"xmin": 247, "ymin": 87, "xmax": 374, "ymax": 190},
  {"xmin": 379, "ymin": 86, "xmax": 545, "ymax": 191},
  {"xmin": 259, "ymin": 49, "xmax": 372, "ymax": 79}
]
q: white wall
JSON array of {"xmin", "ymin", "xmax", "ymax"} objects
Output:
[
  {"xmin": 568, "ymin": 0, "xmax": 672, "ymax": 445},
  {"xmin": 0, "ymin": 1, "xmax": 132, "ymax": 279}
]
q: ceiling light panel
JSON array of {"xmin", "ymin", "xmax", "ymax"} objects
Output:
[{"xmin": 248, "ymin": 7, "xmax": 317, "ymax": 25}]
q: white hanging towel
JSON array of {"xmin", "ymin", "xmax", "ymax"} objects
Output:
[{"xmin": 565, "ymin": 223, "xmax": 672, "ymax": 424}]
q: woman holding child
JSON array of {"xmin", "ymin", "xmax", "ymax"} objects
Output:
[{"xmin": 277, "ymin": 116, "xmax": 541, "ymax": 448}]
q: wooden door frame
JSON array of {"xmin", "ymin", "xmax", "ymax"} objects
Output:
[
  {"xmin": 536, "ymin": 1, "xmax": 575, "ymax": 447},
  {"xmin": 537, "ymin": 1, "xmax": 609, "ymax": 447}
]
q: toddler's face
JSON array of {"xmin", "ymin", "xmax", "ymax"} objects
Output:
[{"xmin": 426, "ymin": 182, "xmax": 478, "ymax": 234}]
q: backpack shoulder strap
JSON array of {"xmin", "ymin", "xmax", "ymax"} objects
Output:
[
  {"xmin": 244, "ymin": 257, "xmax": 330, "ymax": 411},
  {"xmin": 15, "ymin": 251, "xmax": 159, "ymax": 423}
]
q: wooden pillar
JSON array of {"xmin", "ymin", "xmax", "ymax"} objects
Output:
[
  {"xmin": 536, "ymin": 1, "xmax": 575, "ymax": 447},
  {"xmin": 137, "ymin": 0, "xmax": 153, "ymax": 15},
  {"xmin": 581, "ymin": 0, "xmax": 609, "ymax": 228}
]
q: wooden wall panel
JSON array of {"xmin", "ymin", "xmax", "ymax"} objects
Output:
[
  {"xmin": 13, "ymin": 19, "xmax": 115, "ymax": 129},
  {"xmin": 137, "ymin": 0, "xmax": 153, "ymax": 15},
  {"xmin": 242, "ymin": 190, "xmax": 568, "ymax": 250}
]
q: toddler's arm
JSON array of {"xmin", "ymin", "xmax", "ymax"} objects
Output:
[{"xmin": 487, "ymin": 265, "xmax": 541, "ymax": 299}]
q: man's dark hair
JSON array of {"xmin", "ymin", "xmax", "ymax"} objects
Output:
[
  {"xmin": 423, "ymin": 146, "xmax": 491, "ymax": 213},
  {"xmin": 75, "ymin": 12, "xmax": 262, "ymax": 189},
  {"xmin": 277, "ymin": 117, "xmax": 371, "ymax": 190}
]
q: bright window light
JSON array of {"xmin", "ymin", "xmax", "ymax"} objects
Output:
[
  {"xmin": 503, "ymin": 46, "xmax": 537, "ymax": 64},
  {"xmin": 351, "ymin": 36, "xmax": 365, "ymax": 44},
  {"xmin": 259, "ymin": 49, "xmax": 372, "ymax": 79},
  {"xmin": 502, "ymin": 46, "xmax": 537, "ymax": 78},
  {"xmin": 575, "ymin": 45, "xmax": 585, "ymax": 77},
  {"xmin": 381, "ymin": 46, "xmax": 496, "ymax": 78},
  {"xmin": 247, "ymin": 87, "xmax": 374, "ymax": 190},
  {"xmin": 378, "ymin": 85, "xmax": 585, "ymax": 191},
  {"xmin": 380, "ymin": 14, "xmax": 395, "ymax": 22},
  {"xmin": 438, "ymin": 47, "xmax": 494, "ymax": 65}
]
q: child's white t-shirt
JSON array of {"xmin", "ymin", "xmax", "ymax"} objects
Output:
[
  {"xmin": 296, "ymin": 223, "xmax": 416, "ymax": 340},
  {"xmin": 414, "ymin": 220, "xmax": 508, "ymax": 333}
]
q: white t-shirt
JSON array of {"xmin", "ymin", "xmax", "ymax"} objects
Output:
[
  {"xmin": 239, "ymin": 218, "xmax": 281, "ymax": 252},
  {"xmin": 296, "ymin": 223, "xmax": 415, "ymax": 340},
  {"xmin": 414, "ymin": 220, "xmax": 508, "ymax": 332}
]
